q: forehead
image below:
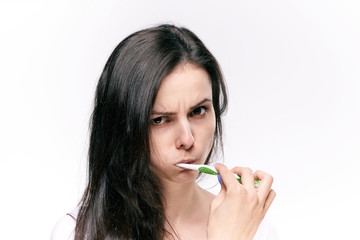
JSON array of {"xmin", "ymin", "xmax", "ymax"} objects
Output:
[{"xmin": 153, "ymin": 64, "xmax": 212, "ymax": 111}]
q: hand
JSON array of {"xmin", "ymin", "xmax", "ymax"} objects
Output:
[{"xmin": 207, "ymin": 164, "xmax": 276, "ymax": 240}]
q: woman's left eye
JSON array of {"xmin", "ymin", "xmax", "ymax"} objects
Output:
[{"xmin": 191, "ymin": 106, "xmax": 207, "ymax": 116}]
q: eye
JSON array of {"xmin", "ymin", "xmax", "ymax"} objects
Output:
[
  {"xmin": 151, "ymin": 116, "xmax": 166, "ymax": 126},
  {"xmin": 191, "ymin": 106, "xmax": 207, "ymax": 117}
]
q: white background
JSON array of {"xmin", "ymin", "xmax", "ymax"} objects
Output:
[{"xmin": 1, "ymin": 0, "xmax": 359, "ymax": 239}]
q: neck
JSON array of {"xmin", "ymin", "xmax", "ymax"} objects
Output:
[
  {"xmin": 159, "ymin": 178, "xmax": 215, "ymax": 240},
  {"xmin": 161, "ymin": 180, "xmax": 202, "ymax": 223}
]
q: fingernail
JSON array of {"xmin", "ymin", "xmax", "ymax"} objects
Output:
[{"xmin": 217, "ymin": 174, "xmax": 223, "ymax": 184}]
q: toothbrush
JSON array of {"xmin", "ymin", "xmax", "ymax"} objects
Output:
[{"xmin": 176, "ymin": 163, "xmax": 260, "ymax": 186}]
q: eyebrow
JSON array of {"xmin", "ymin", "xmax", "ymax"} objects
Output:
[{"xmin": 151, "ymin": 98, "xmax": 212, "ymax": 116}]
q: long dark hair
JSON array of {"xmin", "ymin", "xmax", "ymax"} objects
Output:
[{"xmin": 75, "ymin": 24, "xmax": 228, "ymax": 240}]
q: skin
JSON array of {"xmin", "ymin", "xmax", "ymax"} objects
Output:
[
  {"xmin": 149, "ymin": 63, "xmax": 216, "ymax": 185},
  {"xmin": 150, "ymin": 63, "xmax": 215, "ymax": 239},
  {"xmin": 208, "ymin": 165, "xmax": 276, "ymax": 240},
  {"xmin": 149, "ymin": 63, "xmax": 276, "ymax": 240}
]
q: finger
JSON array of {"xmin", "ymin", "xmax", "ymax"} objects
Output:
[
  {"xmin": 231, "ymin": 167, "xmax": 255, "ymax": 190},
  {"xmin": 218, "ymin": 184, "xmax": 226, "ymax": 199},
  {"xmin": 210, "ymin": 185, "xmax": 226, "ymax": 211},
  {"xmin": 263, "ymin": 189, "xmax": 276, "ymax": 213},
  {"xmin": 253, "ymin": 170, "xmax": 274, "ymax": 202},
  {"xmin": 215, "ymin": 164, "xmax": 242, "ymax": 191}
]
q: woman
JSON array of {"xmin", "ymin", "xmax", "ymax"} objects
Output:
[{"xmin": 52, "ymin": 24, "xmax": 276, "ymax": 240}]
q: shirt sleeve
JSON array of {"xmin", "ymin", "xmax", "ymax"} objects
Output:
[{"xmin": 50, "ymin": 214, "xmax": 76, "ymax": 240}]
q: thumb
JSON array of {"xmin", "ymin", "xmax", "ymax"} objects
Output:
[{"xmin": 211, "ymin": 182, "xmax": 226, "ymax": 210}]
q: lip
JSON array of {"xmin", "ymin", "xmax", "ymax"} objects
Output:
[{"xmin": 178, "ymin": 159, "xmax": 196, "ymax": 164}]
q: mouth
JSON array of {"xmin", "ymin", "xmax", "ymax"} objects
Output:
[{"xmin": 178, "ymin": 159, "xmax": 196, "ymax": 164}]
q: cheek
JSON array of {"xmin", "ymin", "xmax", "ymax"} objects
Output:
[
  {"xmin": 207, "ymin": 126, "xmax": 215, "ymax": 149},
  {"xmin": 202, "ymin": 114, "xmax": 216, "ymax": 150}
]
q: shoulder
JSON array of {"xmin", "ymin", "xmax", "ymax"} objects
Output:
[{"xmin": 51, "ymin": 208, "xmax": 79, "ymax": 240}]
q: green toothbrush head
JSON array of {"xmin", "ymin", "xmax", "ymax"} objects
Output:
[{"xmin": 198, "ymin": 166, "xmax": 219, "ymax": 175}]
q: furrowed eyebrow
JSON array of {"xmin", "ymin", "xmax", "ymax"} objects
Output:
[
  {"xmin": 190, "ymin": 98, "xmax": 212, "ymax": 111},
  {"xmin": 151, "ymin": 110, "xmax": 176, "ymax": 116},
  {"xmin": 151, "ymin": 98, "xmax": 212, "ymax": 116}
]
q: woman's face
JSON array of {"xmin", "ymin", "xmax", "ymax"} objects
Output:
[{"xmin": 149, "ymin": 63, "xmax": 216, "ymax": 184}]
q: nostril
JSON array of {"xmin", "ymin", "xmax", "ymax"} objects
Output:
[
  {"xmin": 175, "ymin": 122, "xmax": 195, "ymax": 149},
  {"xmin": 180, "ymin": 142, "xmax": 193, "ymax": 150}
]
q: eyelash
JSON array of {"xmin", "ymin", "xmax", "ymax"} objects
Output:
[
  {"xmin": 152, "ymin": 116, "xmax": 167, "ymax": 125},
  {"xmin": 151, "ymin": 106, "xmax": 208, "ymax": 126},
  {"xmin": 190, "ymin": 106, "xmax": 208, "ymax": 117}
]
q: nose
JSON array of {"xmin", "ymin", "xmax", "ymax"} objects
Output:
[{"xmin": 175, "ymin": 120, "xmax": 195, "ymax": 150}]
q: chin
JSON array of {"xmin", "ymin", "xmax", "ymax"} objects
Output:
[{"xmin": 176, "ymin": 169, "xmax": 199, "ymax": 182}]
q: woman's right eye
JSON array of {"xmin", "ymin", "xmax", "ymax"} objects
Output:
[{"xmin": 151, "ymin": 116, "xmax": 166, "ymax": 125}]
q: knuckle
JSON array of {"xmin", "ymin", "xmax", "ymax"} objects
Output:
[
  {"xmin": 228, "ymin": 184, "xmax": 243, "ymax": 195},
  {"xmin": 268, "ymin": 175, "xmax": 274, "ymax": 183},
  {"xmin": 215, "ymin": 163, "xmax": 226, "ymax": 172},
  {"xmin": 248, "ymin": 191, "xmax": 258, "ymax": 202},
  {"xmin": 234, "ymin": 184, "xmax": 243, "ymax": 193},
  {"xmin": 244, "ymin": 167, "xmax": 253, "ymax": 173},
  {"xmin": 231, "ymin": 166, "xmax": 242, "ymax": 172},
  {"xmin": 254, "ymin": 170, "xmax": 264, "ymax": 175}
]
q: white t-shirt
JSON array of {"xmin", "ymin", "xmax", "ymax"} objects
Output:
[{"xmin": 51, "ymin": 207, "xmax": 278, "ymax": 240}]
